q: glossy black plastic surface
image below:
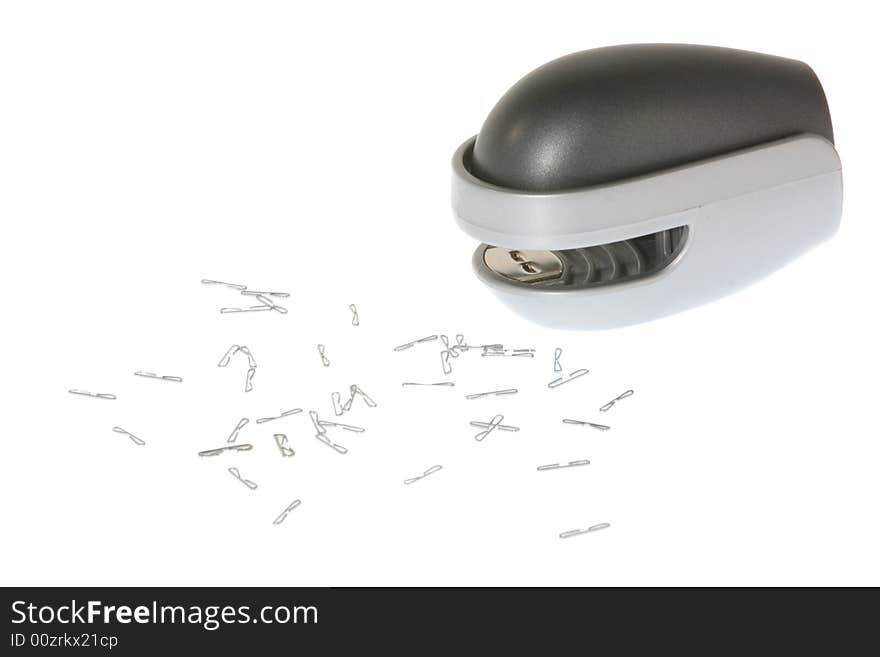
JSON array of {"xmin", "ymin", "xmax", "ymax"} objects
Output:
[{"xmin": 469, "ymin": 44, "xmax": 833, "ymax": 191}]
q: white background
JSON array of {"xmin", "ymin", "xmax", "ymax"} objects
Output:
[{"xmin": 2, "ymin": 0, "xmax": 878, "ymax": 586}]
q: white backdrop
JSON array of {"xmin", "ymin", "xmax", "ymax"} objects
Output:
[{"xmin": 2, "ymin": 0, "xmax": 878, "ymax": 586}]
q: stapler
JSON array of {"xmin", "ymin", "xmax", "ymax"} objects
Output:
[{"xmin": 451, "ymin": 44, "xmax": 842, "ymax": 328}]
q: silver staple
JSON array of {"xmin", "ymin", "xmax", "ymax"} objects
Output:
[
  {"xmin": 562, "ymin": 419, "xmax": 610, "ymax": 431},
  {"xmin": 331, "ymin": 392, "xmax": 344, "ymax": 416},
  {"xmin": 457, "ymin": 342, "xmax": 502, "ymax": 353},
  {"xmin": 254, "ymin": 294, "xmax": 288, "ymax": 314},
  {"xmin": 404, "ymin": 464, "xmax": 443, "ymax": 485},
  {"xmin": 465, "ymin": 388, "xmax": 518, "ymax": 400},
  {"xmin": 238, "ymin": 346, "xmax": 257, "ymax": 368},
  {"xmin": 273, "ymin": 433, "xmax": 295, "ymax": 457},
  {"xmin": 228, "ymin": 467, "xmax": 258, "ymax": 490},
  {"xmin": 600, "ymin": 389, "xmax": 635, "ymax": 412},
  {"xmin": 317, "ymin": 420, "xmax": 365, "ymax": 433},
  {"xmin": 559, "ymin": 523, "xmax": 611, "ymax": 539},
  {"xmin": 341, "ymin": 387, "xmax": 356, "ymax": 412},
  {"xmin": 198, "ymin": 444, "xmax": 253, "ymax": 457},
  {"xmin": 241, "ymin": 290, "xmax": 290, "ymax": 298},
  {"xmin": 227, "ymin": 417, "xmax": 250, "ymax": 443},
  {"xmin": 353, "ymin": 385, "xmax": 377, "ymax": 408},
  {"xmin": 134, "ymin": 371, "xmax": 183, "ymax": 382},
  {"xmin": 309, "ymin": 410, "xmax": 326, "ymax": 435},
  {"xmin": 393, "ymin": 335, "xmax": 438, "ymax": 351},
  {"xmin": 342, "ymin": 384, "xmax": 377, "ymax": 410},
  {"xmin": 537, "ymin": 459, "xmax": 591, "ymax": 471},
  {"xmin": 314, "ymin": 433, "xmax": 348, "ymax": 454},
  {"xmin": 317, "ymin": 344, "xmax": 330, "ymax": 367},
  {"xmin": 217, "ymin": 344, "xmax": 240, "ymax": 367},
  {"xmin": 481, "ymin": 347, "xmax": 535, "ymax": 358},
  {"xmin": 469, "ymin": 420, "xmax": 520, "ymax": 432},
  {"xmin": 112, "ymin": 426, "xmax": 145, "ymax": 446},
  {"xmin": 402, "ymin": 382, "xmax": 455, "ymax": 387},
  {"xmin": 553, "ymin": 347, "xmax": 563, "ymax": 373},
  {"xmin": 202, "ymin": 279, "xmax": 247, "ymax": 290},
  {"xmin": 474, "ymin": 414, "xmax": 504, "ymax": 442},
  {"xmin": 349, "ymin": 304, "xmax": 360, "ymax": 326},
  {"xmin": 255, "ymin": 408, "xmax": 303, "ymax": 424},
  {"xmin": 273, "ymin": 499, "xmax": 302, "ymax": 525},
  {"xmin": 548, "ymin": 368, "xmax": 590, "ymax": 389},
  {"xmin": 441, "ymin": 335, "xmax": 460, "ymax": 358},
  {"xmin": 220, "ymin": 306, "xmax": 272, "ymax": 314},
  {"xmin": 440, "ymin": 349, "xmax": 453, "ymax": 375},
  {"xmin": 69, "ymin": 389, "xmax": 116, "ymax": 400},
  {"xmin": 244, "ymin": 366, "xmax": 256, "ymax": 392}
]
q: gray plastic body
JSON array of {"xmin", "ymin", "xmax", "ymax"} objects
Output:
[{"xmin": 451, "ymin": 45, "xmax": 843, "ymax": 329}]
